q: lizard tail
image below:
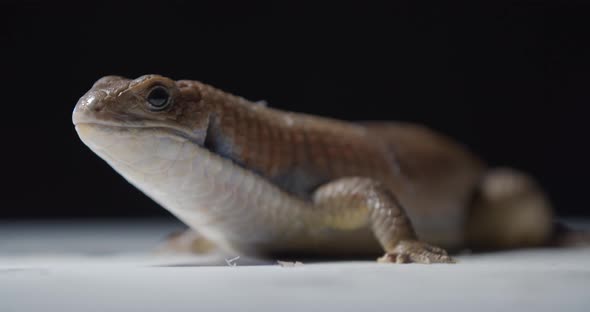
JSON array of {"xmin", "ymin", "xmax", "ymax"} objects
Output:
[{"xmin": 549, "ymin": 221, "xmax": 590, "ymax": 247}]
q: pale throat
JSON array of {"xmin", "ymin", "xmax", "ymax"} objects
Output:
[{"xmin": 75, "ymin": 123, "xmax": 298, "ymax": 245}]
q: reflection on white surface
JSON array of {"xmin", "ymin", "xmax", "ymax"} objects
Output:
[{"xmin": 0, "ymin": 219, "xmax": 589, "ymax": 312}]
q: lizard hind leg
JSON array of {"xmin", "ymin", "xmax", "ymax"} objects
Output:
[
  {"xmin": 156, "ymin": 229, "xmax": 218, "ymax": 254},
  {"xmin": 312, "ymin": 177, "xmax": 455, "ymax": 264},
  {"xmin": 465, "ymin": 168, "xmax": 554, "ymax": 250}
]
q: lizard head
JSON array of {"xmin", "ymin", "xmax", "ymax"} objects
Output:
[
  {"xmin": 72, "ymin": 75, "xmax": 210, "ymax": 168},
  {"xmin": 73, "ymin": 74, "xmax": 208, "ymax": 145}
]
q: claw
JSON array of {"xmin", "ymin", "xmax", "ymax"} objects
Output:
[{"xmin": 377, "ymin": 240, "xmax": 456, "ymax": 264}]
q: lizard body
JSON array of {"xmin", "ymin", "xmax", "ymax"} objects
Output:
[{"xmin": 73, "ymin": 75, "xmax": 555, "ymax": 263}]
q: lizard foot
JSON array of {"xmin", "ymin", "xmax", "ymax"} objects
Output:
[
  {"xmin": 377, "ymin": 240, "xmax": 456, "ymax": 264},
  {"xmin": 156, "ymin": 229, "xmax": 217, "ymax": 254}
]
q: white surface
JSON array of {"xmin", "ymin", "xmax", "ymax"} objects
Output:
[{"xmin": 1, "ymin": 219, "xmax": 589, "ymax": 312}]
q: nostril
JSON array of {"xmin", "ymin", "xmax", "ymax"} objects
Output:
[
  {"xmin": 78, "ymin": 90, "xmax": 108, "ymax": 113},
  {"xmin": 72, "ymin": 90, "xmax": 109, "ymax": 125}
]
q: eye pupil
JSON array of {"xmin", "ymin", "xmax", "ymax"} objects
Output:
[{"xmin": 147, "ymin": 86, "xmax": 170, "ymax": 110}]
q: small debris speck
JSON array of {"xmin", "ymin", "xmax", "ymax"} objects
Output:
[
  {"xmin": 277, "ymin": 260, "xmax": 304, "ymax": 267},
  {"xmin": 225, "ymin": 256, "xmax": 240, "ymax": 267}
]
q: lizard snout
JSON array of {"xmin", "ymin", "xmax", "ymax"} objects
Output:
[{"xmin": 72, "ymin": 89, "xmax": 109, "ymax": 125}]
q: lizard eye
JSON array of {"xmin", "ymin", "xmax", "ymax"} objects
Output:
[{"xmin": 146, "ymin": 86, "xmax": 171, "ymax": 111}]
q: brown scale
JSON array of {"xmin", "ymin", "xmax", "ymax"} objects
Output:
[{"xmin": 242, "ymin": 108, "xmax": 260, "ymax": 167}]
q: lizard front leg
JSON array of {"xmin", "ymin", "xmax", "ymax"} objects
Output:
[{"xmin": 312, "ymin": 177, "xmax": 455, "ymax": 264}]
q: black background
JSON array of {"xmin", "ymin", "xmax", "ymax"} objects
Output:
[{"xmin": 2, "ymin": 1, "xmax": 588, "ymax": 218}]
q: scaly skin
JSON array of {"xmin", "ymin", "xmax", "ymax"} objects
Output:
[{"xmin": 72, "ymin": 75, "xmax": 555, "ymax": 263}]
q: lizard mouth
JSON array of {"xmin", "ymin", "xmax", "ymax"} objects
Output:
[{"xmin": 74, "ymin": 121, "xmax": 202, "ymax": 147}]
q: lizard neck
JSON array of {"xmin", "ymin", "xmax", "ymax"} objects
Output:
[{"xmin": 77, "ymin": 122, "xmax": 308, "ymax": 253}]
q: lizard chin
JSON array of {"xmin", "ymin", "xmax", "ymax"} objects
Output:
[{"xmin": 74, "ymin": 123, "xmax": 202, "ymax": 174}]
